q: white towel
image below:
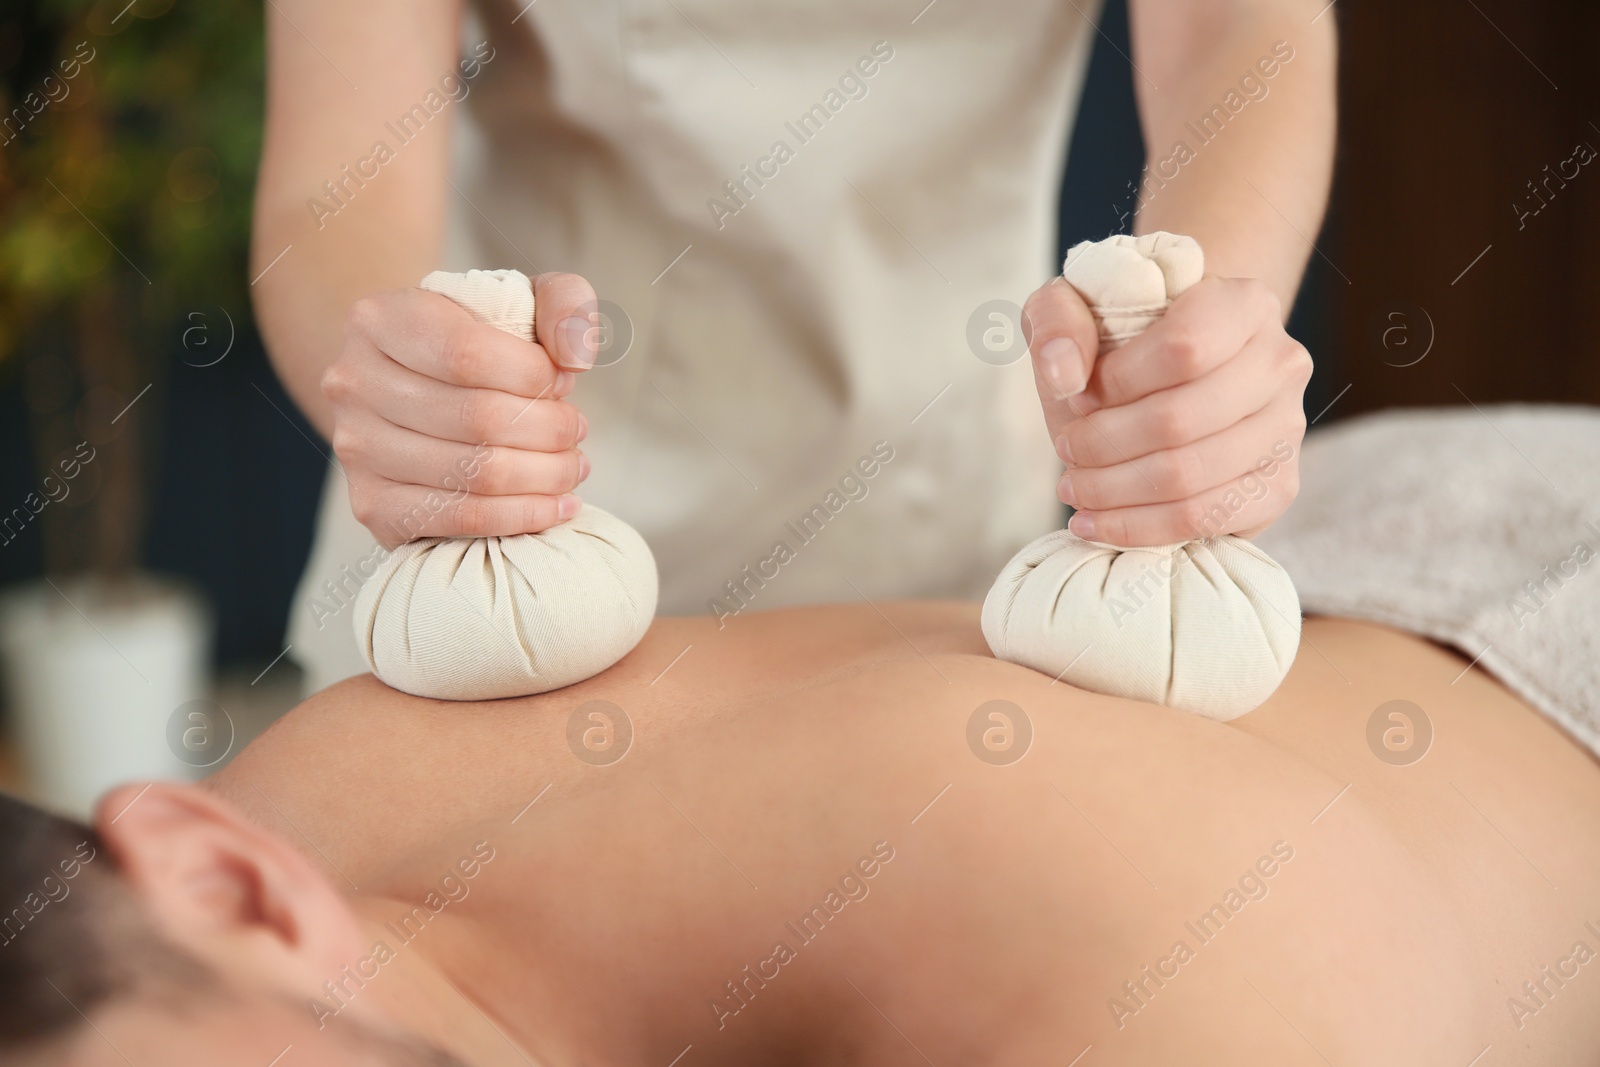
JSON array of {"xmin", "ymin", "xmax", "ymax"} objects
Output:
[{"xmin": 1256, "ymin": 404, "xmax": 1600, "ymax": 754}]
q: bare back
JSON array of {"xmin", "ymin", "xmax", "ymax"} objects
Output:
[{"xmin": 210, "ymin": 605, "xmax": 1600, "ymax": 1066}]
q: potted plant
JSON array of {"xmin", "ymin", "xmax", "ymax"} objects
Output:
[{"xmin": 0, "ymin": 0, "xmax": 262, "ymax": 814}]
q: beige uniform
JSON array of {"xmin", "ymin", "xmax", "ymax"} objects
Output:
[{"xmin": 289, "ymin": 0, "xmax": 1099, "ymax": 693}]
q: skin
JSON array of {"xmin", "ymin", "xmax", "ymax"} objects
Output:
[
  {"xmin": 67, "ymin": 606, "xmax": 1600, "ymax": 1067},
  {"xmin": 253, "ymin": 0, "xmax": 1336, "ymax": 548},
  {"xmin": 1024, "ymin": 0, "xmax": 1335, "ymax": 543},
  {"xmin": 322, "ymin": 285, "xmax": 593, "ymax": 547}
]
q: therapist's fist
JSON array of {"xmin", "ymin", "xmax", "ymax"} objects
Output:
[
  {"xmin": 1022, "ymin": 275, "xmax": 1312, "ymax": 546},
  {"xmin": 323, "ymin": 271, "xmax": 599, "ymax": 549}
]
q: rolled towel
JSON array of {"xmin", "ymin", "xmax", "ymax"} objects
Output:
[
  {"xmin": 353, "ymin": 269, "xmax": 658, "ymax": 700},
  {"xmin": 980, "ymin": 233, "xmax": 1300, "ymax": 720}
]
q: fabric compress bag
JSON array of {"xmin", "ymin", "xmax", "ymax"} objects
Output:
[
  {"xmin": 354, "ymin": 270, "xmax": 658, "ymax": 701},
  {"xmin": 981, "ymin": 234, "xmax": 1301, "ymax": 720}
]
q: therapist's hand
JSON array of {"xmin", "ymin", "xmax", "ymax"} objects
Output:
[
  {"xmin": 1021, "ymin": 274, "xmax": 1312, "ymax": 546},
  {"xmin": 322, "ymin": 272, "xmax": 598, "ymax": 549}
]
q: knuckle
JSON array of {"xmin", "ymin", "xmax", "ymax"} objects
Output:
[
  {"xmin": 452, "ymin": 494, "xmax": 493, "ymax": 537},
  {"xmin": 558, "ymin": 403, "xmax": 583, "ymax": 448},
  {"xmin": 1160, "ymin": 447, "xmax": 1208, "ymax": 498},
  {"xmin": 1177, "ymin": 497, "xmax": 1214, "ymax": 539},
  {"xmin": 1095, "ymin": 358, "xmax": 1131, "ymax": 403},
  {"xmin": 385, "ymin": 488, "xmax": 448, "ymax": 543},
  {"xmin": 1247, "ymin": 278, "xmax": 1283, "ymax": 322},
  {"xmin": 320, "ymin": 363, "xmax": 355, "ymax": 404},
  {"xmin": 1151, "ymin": 402, "xmax": 1190, "ymax": 445},
  {"xmin": 1087, "ymin": 510, "xmax": 1125, "ymax": 546},
  {"xmin": 536, "ymin": 402, "xmax": 572, "ymax": 449},
  {"xmin": 559, "ymin": 450, "xmax": 584, "ymax": 492},
  {"xmin": 344, "ymin": 295, "xmax": 383, "ymax": 339},
  {"xmin": 460, "ymin": 449, "xmax": 500, "ymax": 494},
  {"xmin": 1287, "ymin": 343, "xmax": 1315, "ymax": 388},
  {"xmin": 329, "ymin": 426, "xmax": 364, "ymax": 465},
  {"xmin": 523, "ymin": 496, "xmax": 560, "ymax": 533},
  {"xmin": 440, "ymin": 326, "xmax": 480, "ymax": 382},
  {"xmin": 1064, "ymin": 425, "xmax": 1098, "ymax": 467},
  {"xmin": 347, "ymin": 486, "xmax": 379, "ymax": 529},
  {"xmin": 1275, "ymin": 401, "xmax": 1309, "ymax": 445},
  {"xmin": 487, "ymin": 467, "xmax": 519, "ymax": 498},
  {"xmin": 1070, "ymin": 470, "xmax": 1104, "ymax": 511},
  {"xmin": 1162, "ymin": 324, "xmax": 1201, "ymax": 371},
  {"xmin": 540, "ymin": 272, "xmax": 596, "ymax": 314},
  {"xmin": 457, "ymin": 390, "xmax": 501, "ymax": 443},
  {"xmin": 1289, "ymin": 404, "xmax": 1309, "ymax": 439},
  {"xmin": 1109, "ymin": 513, "xmax": 1145, "ymax": 547}
]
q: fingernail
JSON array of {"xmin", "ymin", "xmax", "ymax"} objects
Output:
[
  {"xmin": 577, "ymin": 452, "xmax": 591, "ymax": 482},
  {"xmin": 553, "ymin": 370, "xmax": 575, "ymax": 396},
  {"xmin": 559, "ymin": 315, "xmax": 597, "ymax": 369},
  {"xmin": 557, "ymin": 493, "xmax": 582, "ymax": 521},
  {"xmin": 1055, "ymin": 432, "xmax": 1075, "ymax": 465},
  {"xmin": 1041, "ymin": 337, "xmax": 1084, "ymax": 397},
  {"xmin": 1069, "ymin": 511, "xmax": 1095, "ymax": 540},
  {"xmin": 576, "ymin": 412, "xmax": 589, "ymax": 443},
  {"xmin": 1058, "ymin": 471, "xmax": 1077, "ymax": 507}
]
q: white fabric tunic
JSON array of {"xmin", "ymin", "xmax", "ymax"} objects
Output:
[{"xmin": 289, "ymin": 0, "xmax": 1101, "ymax": 693}]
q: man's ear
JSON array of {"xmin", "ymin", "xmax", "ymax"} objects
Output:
[{"xmin": 92, "ymin": 782, "xmax": 367, "ymax": 998}]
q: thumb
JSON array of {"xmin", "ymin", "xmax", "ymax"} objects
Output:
[
  {"xmin": 534, "ymin": 271, "xmax": 601, "ymax": 371},
  {"xmin": 1023, "ymin": 277, "xmax": 1100, "ymax": 439}
]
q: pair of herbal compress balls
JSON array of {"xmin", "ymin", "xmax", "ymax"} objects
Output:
[{"xmin": 356, "ymin": 234, "xmax": 1300, "ymax": 719}]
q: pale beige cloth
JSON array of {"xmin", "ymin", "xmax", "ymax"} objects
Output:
[
  {"xmin": 288, "ymin": 0, "xmax": 1101, "ymax": 695},
  {"xmin": 981, "ymin": 233, "xmax": 1302, "ymax": 720},
  {"xmin": 417, "ymin": 268, "xmax": 536, "ymax": 342},
  {"xmin": 1257, "ymin": 405, "xmax": 1600, "ymax": 756},
  {"xmin": 354, "ymin": 270, "xmax": 658, "ymax": 700},
  {"xmin": 354, "ymin": 505, "xmax": 657, "ymax": 700}
]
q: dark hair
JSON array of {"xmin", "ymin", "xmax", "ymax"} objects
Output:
[
  {"xmin": 0, "ymin": 790, "xmax": 127, "ymax": 1049},
  {"xmin": 0, "ymin": 792, "xmax": 471, "ymax": 1066}
]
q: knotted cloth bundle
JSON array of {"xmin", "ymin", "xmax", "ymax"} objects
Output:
[
  {"xmin": 980, "ymin": 233, "xmax": 1301, "ymax": 720},
  {"xmin": 353, "ymin": 269, "xmax": 658, "ymax": 701}
]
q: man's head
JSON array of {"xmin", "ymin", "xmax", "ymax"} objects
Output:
[{"xmin": 0, "ymin": 785, "xmax": 468, "ymax": 1066}]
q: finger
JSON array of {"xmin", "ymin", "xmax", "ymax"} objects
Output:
[
  {"xmin": 1058, "ymin": 404, "xmax": 1302, "ymax": 512},
  {"xmin": 347, "ymin": 289, "xmax": 573, "ymax": 398},
  {"xmin": 1067, "ymin": 450, "xmax": 1300, "ymax": 546},
  {"xmin": 334, "ymin": 414, "xmax": 588, "ymax": 497},
  {"xmin": 350, "ymin": 475, "xmax": 583, "ymax": 547},
  {"xmin": 333, "ymin": 356, "xmax": 587, "ymax": 451},
  {"xmin": 1024, "ymin": 278, "xmax": 1102, "ymax": 432},
  {"xmin": 534, "ymin": 271, "xmax": 601, "ymax": 371},
  {"xmin": 1092, "ymin": 276, "xmax": 1280, "ymax": 409},
  {"xmin": 1057, "ymin": 333, "xmax": 1298, "ymax": 468}
]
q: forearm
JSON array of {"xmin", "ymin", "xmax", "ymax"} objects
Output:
[
  {"xmin": 249, "ymin": 0, "xmax": 459, "ymax": 437},
  {"xmin": 253, "ymin": 201, "xmax": 443, "ymax": 437},
  {"xmin": 1129, "ymin": 1, "xmax": 1337, "ymax": 313}
]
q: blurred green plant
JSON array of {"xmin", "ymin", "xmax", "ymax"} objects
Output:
[
  {"xmin": 0, "ymin": 0, "xmax": 263, "ymax": 358},
  {"xmin": 0, "ymin": 0, "xmax": 263, "ymax": 576}
]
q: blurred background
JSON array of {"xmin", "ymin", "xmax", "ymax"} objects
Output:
[{"xmin": 0, "ymin": 0, "xmax": 1595, "ymax": 812}]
